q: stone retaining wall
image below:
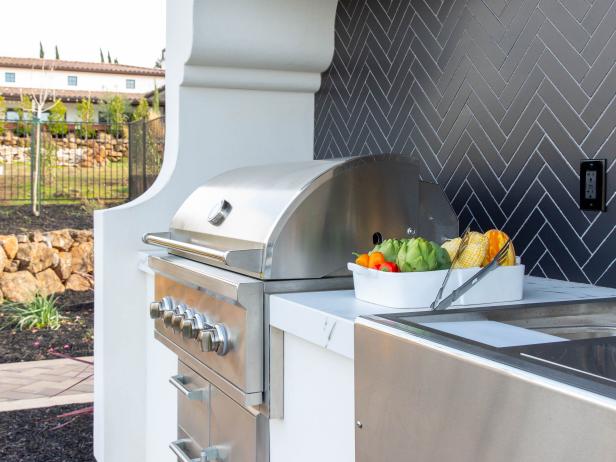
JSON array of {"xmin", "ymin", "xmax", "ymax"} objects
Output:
[
  {"xmin": 0, "ymin": 229, "xmax": 93, "ymax": 303},
  {"xmin": 0, "ymin": 131, "xmax": 128, "ymax": 167}
]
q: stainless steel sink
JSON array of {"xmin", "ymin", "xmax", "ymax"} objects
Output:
[{"xmin": 482, "ymin": 301, "xmax": 616, "ymax": 340}]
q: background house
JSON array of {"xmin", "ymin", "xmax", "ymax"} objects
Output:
[{"xmin": 0, "ymin": 57, "xmax": 165, "ymax": 122}]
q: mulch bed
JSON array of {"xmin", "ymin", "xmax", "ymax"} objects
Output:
[
  {"xmin": 0, "ymin": 290, "xmax": 94, "ymax": 364},
  {"xmin": 0, "ymin": 403, "xmax": 94, "ymax": 462},
  {"xmin": 0, "ymin": 205, "xmax": 94, "ymax": 235}
]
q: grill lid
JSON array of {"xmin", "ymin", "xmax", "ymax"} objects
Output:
[{"xmin": 144, "ymin": 154, "xmax": 458, "ymax": 280}]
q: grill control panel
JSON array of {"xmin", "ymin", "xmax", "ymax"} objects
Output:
[{"xmin": 150, "ymin": 296, "xmax": 230, "ymax": 356}]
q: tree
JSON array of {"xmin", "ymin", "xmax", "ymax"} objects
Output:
[
  {"xmin": 151, "ymin": 84, "xmax": 160, "ymax": 115},
  {"xmin": 154, "ymin": 48, "xmax": 165, "ymax": 68},
  {"xmin": 132, "ymin": 97, "xmax": 149, "ymax": 121},
  {"xmin": 114, "ymin": 58, "xmax": 118, "ymax": 64},
  {"xmin": 76, "ymin": 97, "xmax": 96, "ymax": 139},
  {"xmin": 19, "ymin": 60, "xmax": 62, "ymax": 216},
  {"xmin": 0, "ymin": 95, "xmax": 6, "ymax": 135},
  {"xmin": 107, "ymin": 51, "xmax": 111, "ymax": 64},
  {"xmin": 39, "ymin": 41, "xmax": 44, "ymax": 59},
  {"xmin": 48, "ymin": 100, "xmax": 67, "ymax": 136},
  {"xmin": 99, "ymin": 48, "xmax": 104, "ymax": 63},
  {"xmin": 55, "ymin": 45, "xmax": 60, "ymax": 60},
  {"xmin": 105, "ymin": 95, "xmax": 127, "ymax": 138},
  {"xmin": 77, "ymin": 97, "xmax": 95, "ymax": 123},
  {"xmin": 15, "ymin": 94, "xmax": 32, "ymax": 136}
]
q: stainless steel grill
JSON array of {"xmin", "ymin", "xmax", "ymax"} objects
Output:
[{"xmin": 144, "ymin": 154, "xmax": 458, "ymax": 462}]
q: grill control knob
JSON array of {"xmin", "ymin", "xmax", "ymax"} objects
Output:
[
  {"xmin": 162, "ymin": 310, "xmax": 175, "ymax": 328},
  {"xmin": 180, "ymin": 312, "xmax": 206, "ymax": 339},
  {"xmin": 149, "ymin": 296, "xmax": 174, "ymax": 320},
  {"xmin": 197, "ymin": 323, "xmax": 229, "ymax": 356},
  {"xmin": 171, "ymin": 304, "xmax": 188, "ymax": 332}
]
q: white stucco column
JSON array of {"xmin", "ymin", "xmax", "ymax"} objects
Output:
[{"xmin": 93, "ymin": 1, "xmax": 338, "ymax": 461}]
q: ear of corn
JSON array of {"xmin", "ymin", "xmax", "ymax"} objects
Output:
[
  {"xmin": 449, "ymin": 232, "xmax": 488, "ymax": 269},
  {"xmin": 441, "ymin": 238, "xmax": 461, "ymax": 261}
]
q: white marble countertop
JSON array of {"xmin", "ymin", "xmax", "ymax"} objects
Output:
[{"xmin": 269, "ymin": 276, "xmax": 616, "ymax": 360}]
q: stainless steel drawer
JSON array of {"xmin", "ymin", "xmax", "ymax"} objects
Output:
[
  {"xmin": 210, "ymin": 385, "xmax": 267, "ymax": 462},
  {"xmin": 176, "ymin": 362, "xmax": 210, "ymax": 451}
]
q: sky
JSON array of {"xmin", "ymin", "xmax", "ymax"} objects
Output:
[{"xmin": 0, "ymin": 0, "xmax": 166, "ymax": 68}]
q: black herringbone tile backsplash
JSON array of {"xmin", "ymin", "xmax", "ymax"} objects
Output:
[{"xmin": 315, "ymin": 0, "xmax": 616, "ymax": 287}]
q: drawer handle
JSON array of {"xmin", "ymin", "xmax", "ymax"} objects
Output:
[
  {"xmin": 169, "ymin": 439, "xmax": 226, "ymax": 462},
  {"xmin": 169, "ymin": 374, "xmax": 208, "ymax": 401},
  {"xmin": 169, "ymin": 439, "xmax": 201, "ymax": 462}
]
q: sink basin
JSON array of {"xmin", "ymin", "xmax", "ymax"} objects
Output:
[
  {"xmin": 380, "ymin": 300, "xmax": 616, "ymax": 386},
  {"xmin": 482, "ymin": 302, "xmax": 616, "ymax": 340}
]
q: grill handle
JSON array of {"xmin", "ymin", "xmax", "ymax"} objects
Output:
[
  {"xmin": 143, "ymin": 232, "xmax": 227, "ymax": 264},
  {"xmin": 142, "ymin": 232, "xmax": 263, "ymax": 274}
]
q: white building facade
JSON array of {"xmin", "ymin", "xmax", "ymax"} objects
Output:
[{"xmin": 0, "ymin": 57, "xmax": 164, "ymax": 122}]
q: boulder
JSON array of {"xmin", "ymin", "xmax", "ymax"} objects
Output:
[
  {"xmin": 65, "ymin": 273, "xmax": 91, "ymax": 291},
  {"xmin": 36, "ymin": 268, "xmax": 65, "ymax": 296},
  {"xmin": 29, "ymin": 230, "xmax": 45, "ymax": 242},
  {"xmin": 44, "ymin": 229, "xmax": 74, "ymax": 251},
  {"xmin": 71, "ymin": 242, "xmax": 94, "ymax": 273},
  {"xmin": 0, "ymin": 247, "xmax": 6, "ymax": 272},
  {"xmin": 16, "ymin": 234, "xmax": 29, "ymax": 243},
  {"xmin": 54, "ymin": 251, "xmax": 73, "ymax": 281},
  {"xmin": 16, "ymin": 242, "xmax": 57, "ymax": 273},
  {"xmin": 5, "ymin": 259, "xmax": 19, "ymax": 273},
  {"xmin": 0, "ymin": 271, "xmax": 39, "ymax": 303},
  {"xmin": 70, "ymin": 229, "xmax": 93, "ymax": 243},
  {"xmin": 0, "ymin": 235, "xmax": 18, "ymax": 259}
]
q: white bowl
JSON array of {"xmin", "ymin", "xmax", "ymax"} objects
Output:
[{"xmin": 348, "ymin": 262, "xmax": 525, "ymax": 309}]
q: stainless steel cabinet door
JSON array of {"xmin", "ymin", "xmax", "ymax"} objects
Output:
[{"xmin": 355, "ymin": 321, "xmax": 616, "ymax": 462}]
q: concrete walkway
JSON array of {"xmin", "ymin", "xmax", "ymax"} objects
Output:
[{"xmin": 0, "ymin": 356, "xmax": 93, "ymax": 412}]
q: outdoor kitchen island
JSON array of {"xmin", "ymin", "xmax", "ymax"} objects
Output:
[{"xmin": 269, "ymin": 276, "xmax": 616, "ymax": 462}]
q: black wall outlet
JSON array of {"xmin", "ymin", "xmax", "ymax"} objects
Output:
[{"xmin": 580, "ymin": 159, "xmax": 607, "ymax": 212}]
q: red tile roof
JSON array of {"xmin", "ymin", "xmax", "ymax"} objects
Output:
[
  {"xmin": 0, "ymin": 56, "xmax": 165, "ymax": 77},
  {"xmin": 0, "ymin": 86, "xmax": 146, "ymax": 104}
]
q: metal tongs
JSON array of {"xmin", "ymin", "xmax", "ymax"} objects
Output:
[
  {"xmin": 430, "ymin": 227, "xmax": 470, "ymax": 310},
  {"xmin": 431, "ymin": 236, "xmax": 512, "ymax": 311}
]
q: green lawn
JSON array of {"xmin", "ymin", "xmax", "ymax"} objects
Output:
[{"xmin": 0, "ymin": 159, "xmax": 129, "ymax": 205}]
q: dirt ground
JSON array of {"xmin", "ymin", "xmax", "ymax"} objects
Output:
[
  {"xmin": 0, "ymin": 205, "xmax": 95, "ymax": 235},
  {"xmin": 0, "ymin": 403, "xmax": 94, "ymax": 462},
  {"xmin": 0, "ymin": 290, "xmax": 94, "ymax": 364}
]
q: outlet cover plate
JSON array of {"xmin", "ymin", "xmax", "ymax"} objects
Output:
[{"xmin": 580, "ymin": 159, "xmax": 607, "ymax": 212}]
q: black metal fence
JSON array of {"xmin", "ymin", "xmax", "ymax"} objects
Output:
[
  {"xmin": 128, "ymin": 117, "xmax": 165, "ymax": 200},
  {"xmin": 0, "ymin": 118, "xmax": 165, "ymax": 205}
]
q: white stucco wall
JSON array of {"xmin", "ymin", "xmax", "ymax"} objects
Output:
[{"xmin": 93, "ymin": 1, "xmax": 338, "ymax": 461}]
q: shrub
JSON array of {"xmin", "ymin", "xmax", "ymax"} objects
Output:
[
  {"xmin": 0, "ymin": 95, "xmax": 5, "ymax": 135},
  {"xmin": 77, "ymin": 97, "xmax": 95, "ymax": 124},
  {"xmin": 1, "ymin": 294, "xmax": 62, "ymax": 330},
  {"xmin": 132, "ymin": 97, "xmax": 149, "ymax": 121},
  {"xmin": 75, "ymin": 124, "xmax": 96, "ymax": 139},
  {"xmin": 14, "ymin": 95, "xmax": 32, "ymax": 137},
  {"xmin": 48, "ymin": 100, "xmax": 68, "ymax": 137},
  {"xmin": 105, "ymin": 95, "xmax": 128, "ymax": 138}
]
